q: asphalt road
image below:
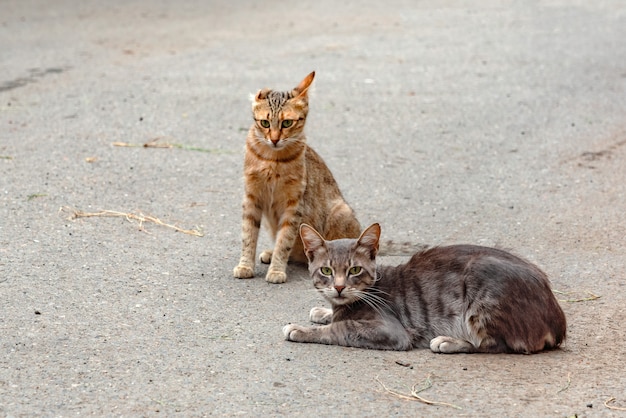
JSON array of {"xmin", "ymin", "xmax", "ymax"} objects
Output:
[{"xmin": 1, "ymin": 1, "xmax": 626, "ymax": 416}]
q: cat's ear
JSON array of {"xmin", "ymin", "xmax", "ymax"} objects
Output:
[
  {"xmin": 253, "ymin": 88, "xmax": 271, "ymax": 102},
  {"xmin": 292, "ymin": 71, "xmax": 315, "ymax": 99},
  {"xmin": 300, "ymin": 223, "xmax": 325, "ymax": 260},
  {"xmin": 357, "ymin": 223, "xmax": 381, "ymax": 259}
]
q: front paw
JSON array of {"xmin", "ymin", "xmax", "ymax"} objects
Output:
[
  {"xmin": 429, "ymin": 336, "xmax": 448, "ymax": 353},
  {"xmin": 233, "ymin": 265, "xmax": 255, "ymax": 279},
  {"xmin": 429, "ymin": 336, "xmax": 474, "ymax": 354},
  {"xmin": 309, "ymin": 307, "xmax": 332, "ymax": 324},
  {"xmin": 266, "ymin": 269, "xmax": 287, "ymax": 284},
  {"xmin": 283, "ymin": 324, "xmax": 306, "ymax": 341}
]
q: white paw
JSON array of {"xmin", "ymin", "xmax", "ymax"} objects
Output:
[
  {"xmin": 259, "ymin": 250, "xmax": 273, "ymax": 264},
  {"xmin": 429, "ymin": 336, "xmax": 473, "ymax": 354},
  {"xmin": 309, "ymin": 307, "xmax": 332, "ymax": 324},
  {"xmin": 266, "ymin": 269, "xmax": 287, "ymax": 284},
  {"xmin": 430, "ymin": 336, "xmax": 448, "ymax": 353},
  {"xmin": 283, "ymin": 324, "xmax": 299, "ymax": 340},
  {"xmin": 233, "ymin": 265, "xmax": 254, "ymax": 279}
]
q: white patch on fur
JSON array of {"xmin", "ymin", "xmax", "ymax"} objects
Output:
[
  {"xmin": 430, "ymin": 336, "xmax": 474, "ymax": 353},
  {"xmin": 283, "ymin": 324, "xmax": 297, "ymax": 339},
  {"xmin": 310, "ymin": 306, "xmax": 332, "ymax": 324}
]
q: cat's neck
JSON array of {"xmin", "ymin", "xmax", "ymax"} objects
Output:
[{"xmin": 245, "ymin": 127, "xmax": 307, "ymax": 163}]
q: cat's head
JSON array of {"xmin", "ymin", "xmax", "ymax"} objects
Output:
[
  {"xmin": 299, "ymin": 223, "xmax": 380, "ymax": 306},
  {"xmin": 250, "ymin": 71, "xmax": 315, "ymax": 149}
]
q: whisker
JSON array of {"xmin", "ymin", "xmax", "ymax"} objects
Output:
[
  {"xmin": 365, "ymin": 287, "xmax": 391, "ymax": 297},
  {"xmin": 352, "ymin": 290, "xmax": 394, "ymax": 317},
  {"xmin": 358, "ymin": 296, "xmax": 387, "ymax": 318},
  {"xmin": 364, "ymin": 290, "xmax": 397, "ymax": 315}
]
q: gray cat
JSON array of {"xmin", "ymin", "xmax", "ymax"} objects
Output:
[{"xmin": 283, "ymin": 223, "xmax": 566, "ymax": 353}]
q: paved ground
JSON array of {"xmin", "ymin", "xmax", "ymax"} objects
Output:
[{"xmin": 1, "ymin": 1, "xmax": 626, "ymax": 416}]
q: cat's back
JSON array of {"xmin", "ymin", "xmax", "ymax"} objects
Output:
[
  {"xmin": 403, "ymin": 244, "xmax": 547, "ymax": 281},
  {"xmin": 388, "ymin": 244, "xmax": 558, "ymax": 313},
  {"xmin": 303, "ymin": 145, "xmax": 342, "ymax": 191},
  {"xmin": 379, "ymin": 244, "xmax": 566, "ymax": 352}
]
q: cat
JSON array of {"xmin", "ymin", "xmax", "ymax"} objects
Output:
[
  {"xmin": 233, "ymin": 72, "xmax": 361, "ymax": 284},
  {"xmin": 284, "ymin": 223, "xmax": 567, "ymax": 353}
]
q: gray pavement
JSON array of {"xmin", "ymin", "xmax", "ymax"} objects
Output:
[{"xmin": 1, "ymin": 0, "xmax": 626, "ymax": 416}]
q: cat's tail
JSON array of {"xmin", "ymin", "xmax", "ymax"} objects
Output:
[{"xmin": 378, "ymin": 239, "xmax": 428, "ymax": 256}]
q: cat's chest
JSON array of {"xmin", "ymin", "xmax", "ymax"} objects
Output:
[{"xmin": 247, "ymin": 159, "xmax": 306, "ymax": 189}]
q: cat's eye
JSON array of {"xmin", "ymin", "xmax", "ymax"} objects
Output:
[
  {"xmin": 320, "ymin": 267, "xmax": 333, "ymax": 276},
  {"xmin": 349, "ymin": 266, "xmax": 362, "ymax": 275},
  {"xmin": 259, "ymin": 119, "xmax": 270, "ymax": 128},
  {"xmin": 281, "ymin": 120, "xmax": 294, "ymax": 129}
]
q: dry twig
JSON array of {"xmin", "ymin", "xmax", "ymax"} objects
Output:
[
  {"xmin": 605, "ymin": 397, "xmax": 626, "ymax": 411},
  {"xmin": 63, "ymin": 207, "xmax": 203, "ymax": 237},
  {"xmin": 113, "ymin": 137, "xmax": 229, "ymax": 154},
  {"xmin": 556, "ymin": 372, "xmax": 571, "ymax": 394},
  {"xmin": 375, "ymin": 375, "xmax": 462, "ymax": 410},
  {"xmin": 27, "ymin": 193, "xmax": 47, "ymax": 201},
  {"xmin": 553, "ymin": 289, "xmax": 601, "ymax": 303}
]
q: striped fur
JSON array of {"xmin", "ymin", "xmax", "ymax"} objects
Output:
[
  {"xmin": 233, "ymin": 72, "xmax": 360, "ymax": 283},
  {"xmin": 284, "ymin": 223, "xmax": 567, "ymax": 353}
]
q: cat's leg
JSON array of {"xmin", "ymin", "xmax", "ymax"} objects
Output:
[
  {"xmin": 288, "ymin": 234, "xmax": 308, "ymax": 264},
  {"xmin": 265, "ymin": 210, "xmax": 302, "ymax": 283},
  {"xmin": 429, "ymin": 336, "xmax": 477, "ymax": 354},
  {"xmin": 262, "ymin": 246, "xmax": 305, "ymax": 264},
  {"xmin": 283, "ymin": 320, "xmax": 412, "ymax": 350},
  {"xmin": 259, "ymin": 249, "xmax": 272, "ymax": 264},
  {"xmin": 309, "ymin": 307, "xmax": 332, "ymax": 324},
  {"xmin": 283, "ymin": 324, "xmax": 335, "ymax": 345},
  {"xmin": 233, "ymin": 191, "xmax": 262, "ymax": 279}
]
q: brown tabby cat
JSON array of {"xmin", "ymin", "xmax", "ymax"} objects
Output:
[
  {"xmin": 284, "ymin": 223, "xmax": 567, "ymax": 353},
  {"xmin": 233, "ymin": 72, "xmax": 361, "ymax": 284}
]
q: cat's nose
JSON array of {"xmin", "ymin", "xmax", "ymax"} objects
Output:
[
  {"xmin": 334, "ymin": 285, "xmax": 345, "ymax": 295},
  {"xmin": 270, "ymin": 129, "xmax": 281, "ymax": 144}
]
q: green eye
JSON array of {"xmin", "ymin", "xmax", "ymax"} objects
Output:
[
  {"xmin": 259, "ymin": 119, "xmax": 270, "ymax": 128},
  {"xmin": 349, "ymin": 266, "xmax": 362, "ymax": 275},
  {"xmin": 281, "ymin": 120, "xmax": 294, "ymax": 128},
  {"xmin": 320, "ymin": 267, "xmax": 333, "ymax": 276}
]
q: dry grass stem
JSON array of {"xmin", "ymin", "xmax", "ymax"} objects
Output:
[
  {"xmin": 605, "ymin": 397, "xmax": 626, "ymax": 411},
  {"xmin": 113, "ymin": 137, "xmax": 230, "ymax": 154},
  {"xmin": 553, "ymin": 289, "xmax": 601, "ymax": 303},
  {"xmin": 64, "ymin": 207, "xmax": 203, "ymax": 237},
  {"xmin": 556, "ymin": 372, "xmax": 571, "ymax": 394},
  {"xmin": 149, "ymin": 397, "xmax": 182, "ymax": 409},
  {"xmin": 27, "ymin": 193, "xmax": 47, "ymax": 201},
  {"xmin": 375, "ymin": 375, "xmax": 462, "ymax": 410}
]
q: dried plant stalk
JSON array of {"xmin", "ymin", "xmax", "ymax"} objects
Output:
[
  {"xmin": 64, "ymin": 207, "xmax": 203, "ymax": 237},
  {"xmin": 376, "ymin": 375, "xmax": 462, "ymax": 410},
  {"xmin": 605, "ymin": 397, "xmax": 626, "ymax": 411},
  {"xmin": 553, "ymin": 289, "xmax": 601, "ymax": 303},
  {"xmin": 112, "ymin": 137, "xmax": 229, "ymax": 153},
  {"xmin": 556, "ymin": 372, "xmax": 571, "ymax": 394}
]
